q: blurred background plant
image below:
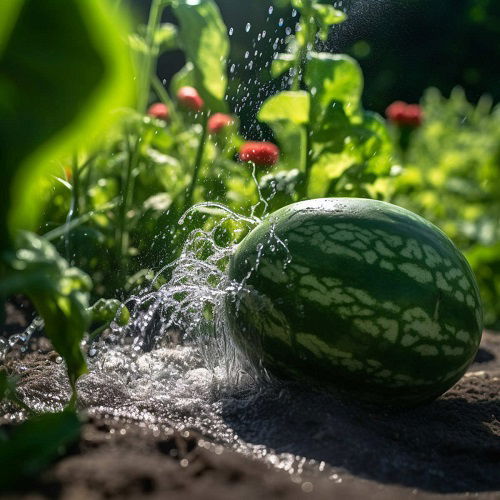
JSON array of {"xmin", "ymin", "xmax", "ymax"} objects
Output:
[{"xmin": 391, "ymin": 87, "xmax": 500, "ymax": 329}]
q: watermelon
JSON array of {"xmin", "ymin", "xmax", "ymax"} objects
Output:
[{"xmin": 226, "ymin": 198, "xmax": 483, "ymax": 406}]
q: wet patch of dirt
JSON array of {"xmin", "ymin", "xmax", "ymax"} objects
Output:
[{"xmin": 1, "ymin": 300, "xmax": 499, "ymax": 499}]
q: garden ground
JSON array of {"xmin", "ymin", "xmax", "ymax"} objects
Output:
[{"xmin": 1, "ymin": 303, "xmax": 499, "ymax": 500}]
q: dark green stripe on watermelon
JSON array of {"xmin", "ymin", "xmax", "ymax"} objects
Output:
[{"xmin": 226, "ymin": 198, "xmax": 483, "ymax": 406}]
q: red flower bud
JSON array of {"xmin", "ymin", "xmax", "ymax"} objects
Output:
[
  {"xmin": 147, "ymin": 102, "xmax": 170, "ymax": 121},
  {"xmin": 177, "ymin": 86, "xmax": 204, "ymax": 112},
  {"xmin": 404, "ymin": 104, "xmax": 423, "ymax": 127},
  {"xmin": 386, "ymin": 101, "xmax": 423, "ymax": 127},
  {"xmin": 208, "ymin": 113, "xmax": 234, "ymax": 134},
  {"xmin": 239, "ymin": 141, "xmax": 280, "ymax": 166}
]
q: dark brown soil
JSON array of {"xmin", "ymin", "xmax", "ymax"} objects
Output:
[{"xmin": 1, "ymin": 301, "xmax": 499, "ymax": 500}]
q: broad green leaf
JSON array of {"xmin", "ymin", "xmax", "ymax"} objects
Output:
[
  {"xmin": 173, "ymin": 0, "xmax": 229, "ymax": 111},
  {"xmin": 271, "ymin": 53, "xmax": 295, "ymax": 78},
  {"xmin": 305, "ymin": 52, "xmax": 363, "ymax": 118},
  {"xmin": 2, "ymin": 233, "xmax": 92, "ymax": 388},
  {"xmin": 258, "ymin": 91, "xmax": 310, "ymax": 126},
  {"xmin": 352, "ymin": 111, "xmax": 394, "ymax": 176},
  {"xmin": 310, "ymin": 99, "xmax": 351, "ymax": 148},
  {"xmin": 266, "ymin": 121, "xmax": 305, "ymax": 172},
  {"xmin": 0, "ymin": 0, "xmax": 133, "ymax": 252},
  {"xmin": 0, "ymin": 410, "xmax": 81, "ymax": 490}
]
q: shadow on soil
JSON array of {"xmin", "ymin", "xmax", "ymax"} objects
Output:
[{"xmin": 221, "ymin": 373, "xmax": 500, "ymax": 493}]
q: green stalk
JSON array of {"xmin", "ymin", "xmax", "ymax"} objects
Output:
[
  {"xmin": 300, "ymin": 125, "xmax": 313, "ymax": 200},
  {"xmin": 293, "ymin": 2, "xmax": 318, "ymax": 198},
  {"xmin": 291, "ymin": 45, "xmax": 307, "ymax": 91},
  {"xmin": 183, "ymin": 113, "xmax": 209, "ymax": 212},
  {"xmin": 138, "ymin": 0, "xmax": 164, "ymax": 113},
  {"xmin": 88, "ymin": 323, "xmax": 109, "ymax": 342},
  {"xmin": 117, "ymin": 132, "xmax": 140, "ymax": 282},
  {"xmin": 151, "ymin": 74, "xmax": 183, "ymax": 129},
  {"xmin": 71, "ymin": 154, "xmax": 81, "ymax": 218},
  {"xmin": 65, "ymin": 154, "xmax": 80, "ymax": 263}
]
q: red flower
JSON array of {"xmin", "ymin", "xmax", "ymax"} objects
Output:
[
  {"xmin": 208, "ymin": 113, "xmax": 234, "ymax": 134},
  {"xmin": 177, "ymin": 86, "xmax": 204, "ymax": 112},
  {"xmin": 239, "ymin": 141, "xmax": 280, "ymax": 166},
  {"xmin": 147, "ymin": 102, "xmax": 170, "ymax": 121},
  {"xmin": 386, "ymin": 101, "xmax": 423, "ymax": 127}
]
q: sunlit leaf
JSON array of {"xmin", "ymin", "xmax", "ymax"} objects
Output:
[
  {"xmin": 258, "ymin": 91, "xmax": 310, "ymax": 126},
  {"xmin": 89, "ymin": 298, "xmax": 130, "ymax": 327},
  {"xmin": 0, "ymin": 0, "xmax": 133, "ymax": 251},
  {"xmin": 155, "ymin": 23, "xmax": 179, "ymax": 53},
  {"xmin": 1, "ymin": 233, "xmax": 91, "ymax": 388},
  {"xmin": 173, "ymin": 0, "xmax": 229, "ymax": 111},
  {"xmin": 271, "ymin": 53, "xmax": 294, "ymax": 78},
  {"xmin": 313, "ymin": 4, "xmax": 346, "ymax": 25},
  {"xmin": 305, "ymin": 52, "xmax": 363, "ymax": 118}
]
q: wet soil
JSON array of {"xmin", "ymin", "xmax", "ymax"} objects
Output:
[{"xmin": 1, "ymin": 302, "xmax": 499, "ymax": 500}]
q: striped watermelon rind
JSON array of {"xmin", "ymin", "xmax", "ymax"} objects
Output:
[{"xmin": 226, "ymin": 198, "xmax": 483, "ymax": 406}]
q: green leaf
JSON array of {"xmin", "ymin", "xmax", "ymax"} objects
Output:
[
  {"xmin": 305, "ymin": 52, "xmax": 364, "ymax": 118},
  {"xmin": 170, "ymin": 62, "xmax": 196, "ymax": 97},
  {"xmin": 2, "ymin": 233, "xmax": 92, "ymax": 388},
  {"xmin": 0, "ymin": 410, "xmax": 81, "ymax": 490},
  {"xmin": 258, "ymin": 91, "xmax": 310, "ymax": 126},
  {"xmin": 0, "ymin": 0, "xmax": 133, "ymax": 252},
  {"xmin": 259, "ymin": 169, "xmax": 304, "ymax": 213},
  {"xmin": 271, "ymin": 53, "xmax": 295, "ymax": 78},
  {"xmin": 89, "ymin": 298, "xmax": 130, "ymax": 327},
  {"xmin": 352, "ymin": 111, "xmax": 394, "ymax": 176},
  {"xmin": 155, "ymin": 23, "xmax": 179, "ymax": 53},
  {"xmin": 313, "ymin": 5, "xmax": 347, "ymax": 40},
  {"xmin": 313, "ymin": 4, "xmax": 346, "ymax": 25},
  {"xmin": 173, "ymin": 0, "xmax": 229, "ymax": 111}
]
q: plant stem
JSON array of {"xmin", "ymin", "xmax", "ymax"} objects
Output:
[
  {"xmin": 291, "ymin": 46, "xmax": 306, "ymax": 91},
  {"xmin": 44, "ymin": 201, "xmax": 118, "ymax": 242},
  {"xmin": 183, "ymin": 113, "xmax": 209, "ymax": 213},
  {"xmin": 88, "ymin": 323, "xmax": 109, "ymax": 342},
  {"xmin": 117, "ymin": 132, "xmax": 140, "ymax": 282},
  {"xmin": 65, "ymin": 154, "xmax": 80, "ymax": 264},
  {"xmin": 138, "ymin": 0, "xmax": 164, "ymax": 113},
  {"xmin": 300, "ymin": 125, "xmax": 313, "ymax": 200},
  {"xmin": 151, "ymin": 74, "xmax": 183, "ymax": 128},
  {"xmin": 71, "ymin": 154, "xmax": 80, "ymax": 218}
]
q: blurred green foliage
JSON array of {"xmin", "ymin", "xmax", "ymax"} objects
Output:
[
  {"xmin": 0, "ymin": 409, "xmax": 81, "ymax": 491},
  {"xmin": 0, "ymin": 0, "xmax": 133, "ymax": 250},
  {"xmin": 393, "ymin": 87, "xmax": 500, "ymax": 328},
  {"xmin": 1, "ymin": 0, "xmax": 133, "ymax": 482}
]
